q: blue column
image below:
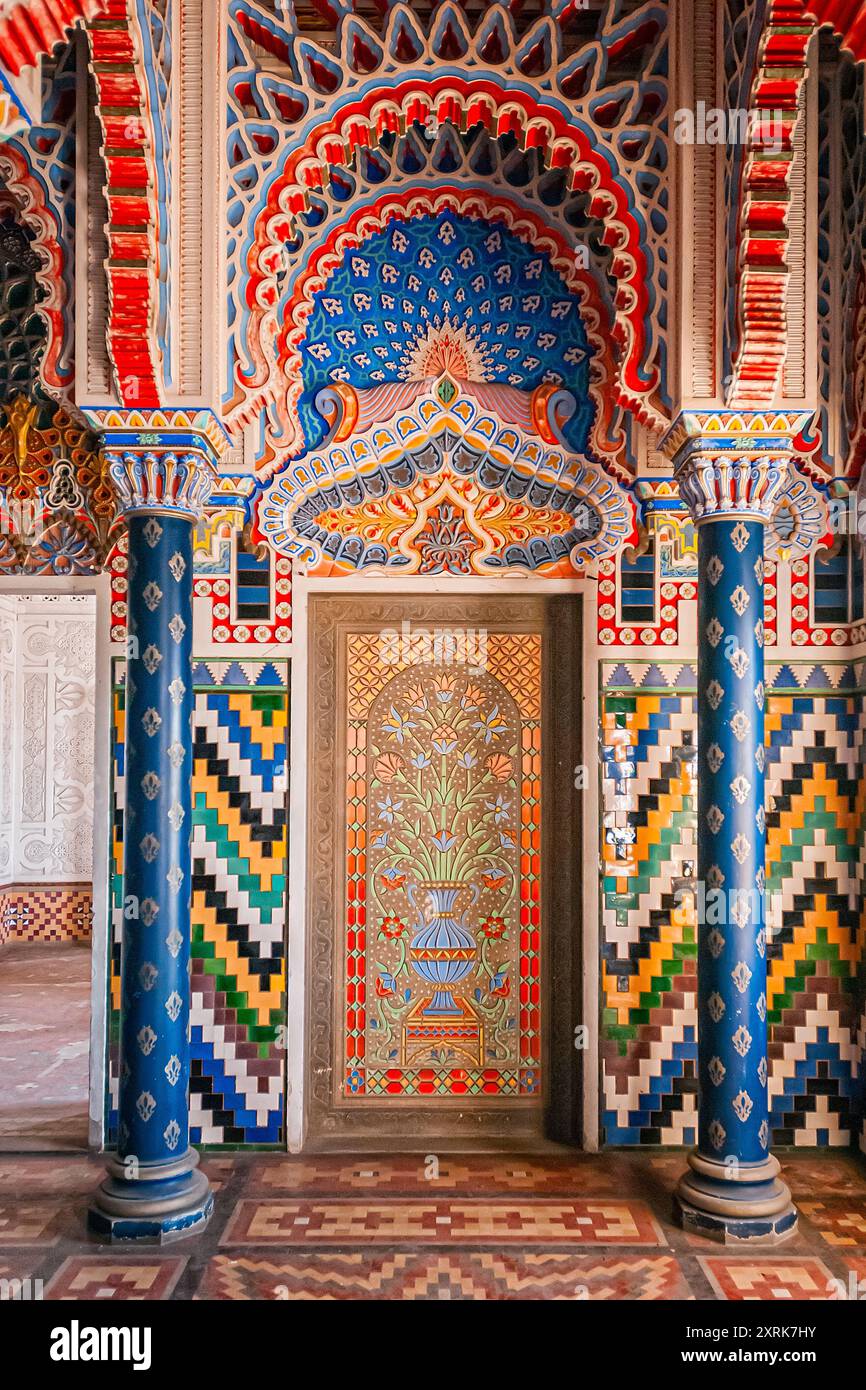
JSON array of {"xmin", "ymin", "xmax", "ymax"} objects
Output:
[
  {"xmin": 664, "ymin": 414, "xmax": 803, "ymax": 1245},
  {"xmin": 90, "ymin": 443, "xmax": 215, "ymax": 1242}
]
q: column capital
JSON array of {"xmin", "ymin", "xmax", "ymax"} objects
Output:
[
  {"xmin": 660, "ymin": 410, "xmax": 813, "ymax": 525},
  {"xmin": 82, "ymin": 408, "xmax": 230, "ymax": 523}
]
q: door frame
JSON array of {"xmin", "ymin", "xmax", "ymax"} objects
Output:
[
  {"xmin": 286, "ymin": 572, "xmax": 600, "ymax": 1152},
  {"xmin": 0, "ymin": 572, "xmax": 113, "ymax": 1150}
]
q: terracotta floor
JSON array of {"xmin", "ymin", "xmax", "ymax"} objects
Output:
[
  {"xmin": 0, "ymin": 943, "xmax": 90, "ymax": 1151},
  {"xmin": 1, "ymin": 1150, "xmax": 865, "ymax": 1300}
]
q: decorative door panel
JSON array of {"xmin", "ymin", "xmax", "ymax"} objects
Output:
[{"xmin": 307, "ymin": 596, "xmax": 578, "ymax": 1145}]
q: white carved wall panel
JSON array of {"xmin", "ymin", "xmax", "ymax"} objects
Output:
[
  {"xmin": 0, "ymin": 595, "xmax": 96, "ymax": 885},
  {"xmin": 0, "ymin": 597, "xmax": 15, "ymax": 886}
]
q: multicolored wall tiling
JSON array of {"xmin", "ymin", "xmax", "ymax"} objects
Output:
[
  {"xmin": 600, "ymin": 661, "xmax": 866, "ymax": 1149},
  {"xmin": 0, "ymin": 886, "xmax": 92, "ymax": 946},
  {"xmin": 107, "ymin": 659, "xmax": 289, "ymax": 1146}
]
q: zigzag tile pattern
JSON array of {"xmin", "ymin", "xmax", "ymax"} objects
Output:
[
  {"xmin": 107, "ymin": 673, "xmax": 289, "ymax": 1146},
  {"xmin": 601, "ymin": 677, "xmax": 865, "ymax": 1149},
  {"xmin": 600, "ymin": 691, "xmax": 698, "ymax": 1145},
  {"xmin": 765, "ymin": 696, "xmax": 862, "ymax": 1146},
  {"xmin": 189, "ymin": 689, "xmax": 288, "ymax": 1144}
]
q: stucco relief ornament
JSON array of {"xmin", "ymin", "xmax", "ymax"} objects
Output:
[
  {"xmin": 136, "ymin": 1092, "xmax": 156, "ymax": 1123},
  {"xmin": 732, "ymin": 1089, "xmax": 754, "ymax": 1123},
  {"xmin": 139, "ymin": 833, "xmax": 160, "ymax": 864},
  {"xmin": 705, "ymin": 680, "xmax": 725, "ymax": 711},
  {"xmin": 141, "ymin": 771, "xmax": 161, "ymax": 800},
  {"xmin": 708, "ymin": 1056, "xmax": 726, "ymax": 1086},
  {"xmin": 165, "ymin": 991, "xmax": 182, "ymax": 1022},
  {"xmin": 137, "ymin": 1026, "xmax": 157, "ymax": 1056},
  {"xmin": 706, "ymin": 744, "xmax": 724, "ymax": 773},
  {"xmin": 732, "ymin": 1024, "xmax": 752, "ymax": 1057},
  {"xmin": 707, "ymin": 992, "xmax": 726, "ymax": 1023},
  {"xmin": 139, "ymin": 899, "xmax": 159, "ymax": 927},
  {"xmin": 707, "ymin": 929, "xmax": 726, "ymax": 959},
  {"xmin": 706, "ymin": 805, "xmax": 725, "ymax": 834},
  {"xmin": 167, "ymin": 741, "xmax": 185, "ymax": 769},
  {"xmin": 731, "ymin": 960, "xmax": 753, "ymax": 994},
  {"xmin": 708, "ymin": 1119, "xmax": 726, "ymax": 1151},
  {"xmin": 138, "ymin": 961, "xmax": 158, "ymax": 990}
]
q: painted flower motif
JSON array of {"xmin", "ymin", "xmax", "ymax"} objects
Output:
[
  {"xmin": 489, "ymin": 972, "xmax": 510, "ymax": 998},
  {"xmin": 485, "ymin": 753, "xmax": 512, "ymax": 781},
  {"xmin": 473, "ymin": 704, "xmax": 508, "ymax": 743},
  {"xmin": 462, "ymin": 684, "xmax": 484, "ymax": 708},
  {"xmin": 377, "ymin": 795, "xmax": 403, "ymax": 825},
  {"xmin": 731, "ymin": 1024, "xmax": 752, "ymax": 1057},
  {"xmin": 375, "ymin": 972, "xmax": 398, "ymax": 997},
  {"xmin": 378, "ymin": 869, "xmax": 407, "ymax": 892},
  {"xmin": 374, "ymin": 753, "xmax": 405, "ymax": 783},
  {"xmin": 481, "ymin": 915, "xmax": 507, "ymax": 939},
  {"xmin": 382, "ymin": 705, "xmax": 417, "ymax": 744},
  {"xmin": 706, "ymin": 744, "xmax": 724, "ymax": 773},
  {"xmin": 481, "ymin": 872, "xmax": 507, "ymax": 892},
  {"xmin": 404, "ymin": 682, "xmax": 428, "ymax": 711},
  {"xmin": 705, "ymin": 679, "xmax": 725, "ymax": 711},
  {"xmin": 432, "ymin": 675, "xmax": 455, "ymax": 703},
  {"xmin": 379, "ymin": 915, "xmax": 408, "ymax": 941},
  {"xmin": 432, "ymin": 723, "xmax": 459, "ymax": 754},
  {"xmin": 731, "ymin": 960, "xmax": 752, "ymax": 994},
  {"xmin": 430, "ymin": 828, "xmax": 459, "ymax": 853},
  {"xmin": 410, "ymin": 752, "xmax": 432, "ymax": 769},
  {"xmin": 732, "ymin": 1089, "xmax": 753, "ymax": 1123},
  {"xmin": 456, "ymin": 750, "xmax": 477, "ymax": 769},
  {"xmin": 486, "ymin": 794, "xmax": 511, "ymax": 824}
]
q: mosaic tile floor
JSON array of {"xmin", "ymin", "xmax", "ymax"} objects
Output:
[{"xmin": 1, "ymin": 1151, "xmax": 865, "ymax": 1300}]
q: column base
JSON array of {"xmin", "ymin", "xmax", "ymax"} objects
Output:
[
  {"xmin": 675, "ymin": 1150, "xmax": 797, "ymax": 1246},
  {"xmin": 88, "ymin": 1148, "xmax": 213, "ymax": 1244}
]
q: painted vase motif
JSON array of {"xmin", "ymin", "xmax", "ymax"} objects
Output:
[{"xmin": 409, "ymin": 880, "xmax": 477, "ymax": 1015}]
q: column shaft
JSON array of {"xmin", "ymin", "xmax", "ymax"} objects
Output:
[
  {"xmin": 696, "ymin": 518, "xmax": 769, "ymax": 1166},
  {"xmin": 120, "ymin": 513, "xmax": 194, "ymax": 1166}
]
